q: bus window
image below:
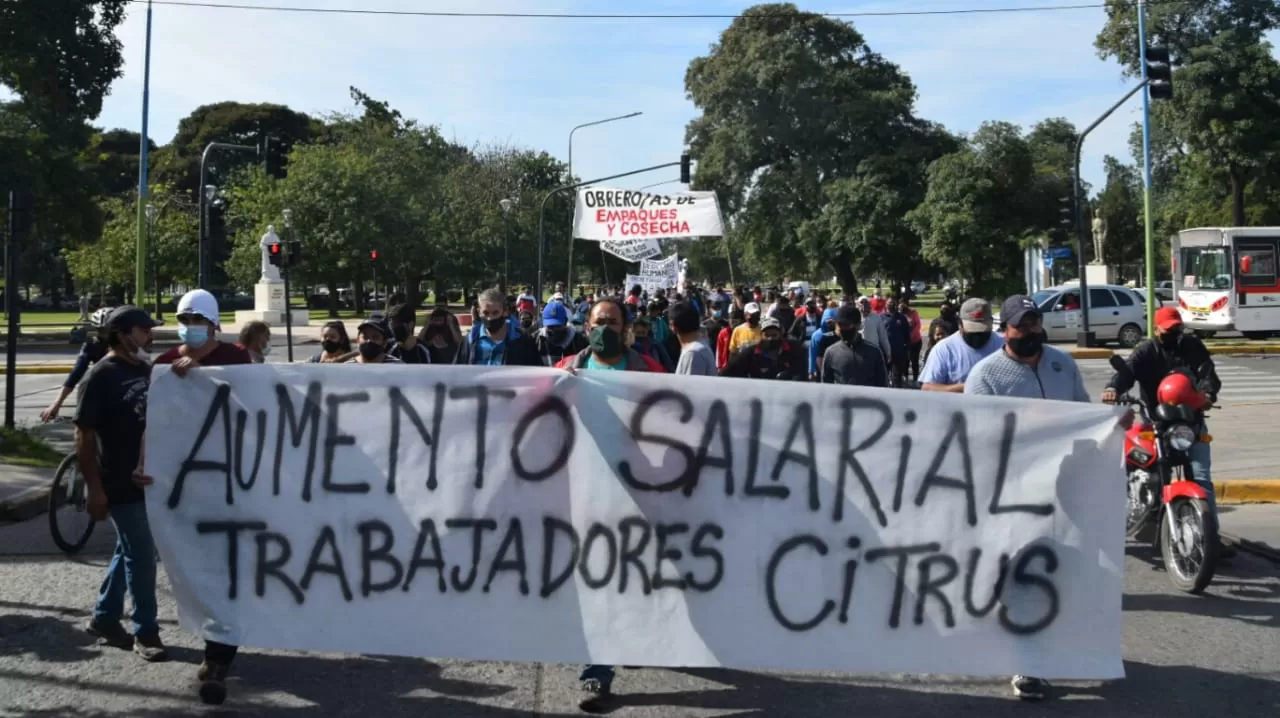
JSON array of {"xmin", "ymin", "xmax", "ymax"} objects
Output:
[
  {"xmin": 1180, "ymin": 247, "xmax": 1230, "ymax": 290},
  {"xmin": 1237, "ymin": 245, "xmax": 1277, "ymax": 287}
]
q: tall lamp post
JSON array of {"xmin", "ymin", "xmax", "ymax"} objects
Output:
[
  {"xmin": 281, "ymin": 208, "xmax": 296, "ymax": 363},
  {"xmin": 499, "ymin": 198, "xmax": 513, "ymax": 292},
  {"xmin": 198, "ymin": 184, "xmax": 217, "ymax": 288},
  {"xmin": 565, "ymin": 111, "xmax": 642, "ymax": 295},
  {"xmin": 145, "ymin": 203, "xmax": 159, "ymax": 318}
]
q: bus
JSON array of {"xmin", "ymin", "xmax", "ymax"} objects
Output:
[{"xmin": 1173, "ymin": 227, "xmax": 1280, "ymax": 339}]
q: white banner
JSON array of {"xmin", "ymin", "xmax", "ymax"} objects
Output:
[
  {"xmin": 573, "ymin": 188, "xmax": 724, "ymax": 241},
  {"xmin": 638, "ymin": 254, "xmax": 680, "ymax": 290},
  {"xmin": 600, "ymin": 238, "xmax": 662, "ymax": 263},
  {"xmin": 625, "ymin": 273, "xmax": 667, "ymax": 294},
  {"xmin": 146, "ymin": 365, "xmax": 1125, "ymax": 679}
]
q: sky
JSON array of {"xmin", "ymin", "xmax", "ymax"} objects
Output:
[{"xmin": 44, "ymin": 0, "xmax": 1154, "ymax": 192}]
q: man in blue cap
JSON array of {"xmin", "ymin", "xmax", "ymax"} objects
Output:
[{"xmin": 534, "ymin": 299, "xmax": 587, "ymax": 366}]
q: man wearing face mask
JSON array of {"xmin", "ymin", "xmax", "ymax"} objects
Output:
[
  {"xmin": 722, "ymin": 317, "xmax": 801, "ymax": 380},
  {"xmin": 464, "ymin": 287, "xmax": 542, "ymax": 367},
  {"xmin": 918, "ymin": 297, "xmax": 1003, "ymax": 393},
  {"xmin": 727, "ymin": 302, "xmax": 764, "ymax": 357},
  {"xmin": 345, "ymin": 319, "xmax": 403, "ymax": 364},
  {"xmin": 419, "ymin": 307, "xmax": 464, "ymax": 364},
  {"xmin": 387, "ymin": 304, "xmax": 431, "ymax": 364},
  {"xmin": 534, "ymin": 300, "xmax": 587, "ymax": 366},
  {"xmin": 807, "ymin": 307, "xmax": 842, "ymax": 381},
  {"xmin": 821, "ymin": 305, "xmax": 888, "ymax": 387}
]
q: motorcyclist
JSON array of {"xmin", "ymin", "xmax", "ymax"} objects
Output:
[{"xmin": 1101, "ymin": 306, "xmax": 1231, "ymax": 555}]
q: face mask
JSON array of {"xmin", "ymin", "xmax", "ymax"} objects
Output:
[
  {"xmin": 1008, "ymin": 331, "xmax": 1045, "ymax": 359},
  {"xmin": 321, "ymin": 340, "xmax": 343, "ymax": 354},
  {"xmin": 1160, "ymin": 330, "xmax": 1181, "ymax": 350},
  {"xmin": 761, "ymin": 338, "xmax": 782, "ymax": 352},
  {"xmin": 962, "ymin": 331, "xmax": 992, "ymax": 350},
  {"xmin": 589, "ymin": 325, "xmax": 622, "ymax": 358},
  {"xmin": 486, "ymin": 317, "xmax": 508, "ymax": 333},
  {"xmin": 178, "ymin": 325, "xmax": 209, "ymax": 348},
  {"xmin": 135, "ymin": 348, "xmax": 151, "ymax": 363},
  {"xmin": 746, "ymin": 316, "xmax": 760, "ymax": 326},
  {"xmin": 713, "ymin": 310, "xmax": 724, "ymax": 319},
  {"xmin": 547, "ymin": 327, "xmax": 567, "ymax": 341},
  {"xmin": 358, "ymin": 341, "xmax": 384, "ymax": 360},
  {"xmin": 261, "ymin": 344, "xmax": 273, "ymax": 357},
  {"xmin": 520, "ymin": 317, "xmax": 534, "ymax": 329},
  {"xmin": 392, "ymin": 325, "xmax": 410, "ymax": 343}
]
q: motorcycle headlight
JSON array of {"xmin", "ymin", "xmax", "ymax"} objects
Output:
[{"xmin": 1168, "ymin": 424, "xmax": 1196, "ymax": 452}]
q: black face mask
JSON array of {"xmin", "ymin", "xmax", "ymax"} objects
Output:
[
  {"xmin": 1008, "ymin": 331, "xmax": 1045, "ymax": 359},
  {"xmin": 485, "ymin": 317, "xmax": 507, "ymax": 333},
  {"xmin": 321, "ymin": 340, "xmax": 343, "ymax": 354},
  {"xmin": 392, "ymin": 325, "xmax": 410, "ymax": 343},
  {"xmin": 1160, "ymin": 330, "xmax": 1181, "ymax": 350},
  {"xmin": 962, "ymin": 331, "xmax": 992, "ymax": 350},
  {"xmin": 761, "ymin": 338, "xmax": 782, "ymax": 352},
  {"xmin": 547, "ymin": 326, "xmax": 567, "ymax": 342},
  {"xmin": 746, "ymin": 316, "xmax": 760, "ymax": 327},
  {"xmin": 358, "ymin": 341, "xmax": 384, "ymax": 359}
]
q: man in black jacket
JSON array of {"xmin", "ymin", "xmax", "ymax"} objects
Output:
[
  {"xmin": 821, "ymin": 305, "xmax": 889, "ymax": 387},
  {"xmin": 1103, "ymin": 306, "xmax": 1228, "ymax": 552}
]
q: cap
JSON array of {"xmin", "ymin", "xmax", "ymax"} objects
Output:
[
  {"xmin": 105, "ymin": 305, "xmax": 162, "ymax": 333},
  {"xmin": 744, "ymin": 302, "xmax": 761, "ymax": 315},
  {"xmin": 821, "ymin": 308, "xmax": 839, "ymax": 325},
  {"xmin": 959, "ymin": 297, "xmax": 993, "ymax": 333},
  {"xmin": 760, "ymin": 316, "xmax": 781, "ymax": 331},
  {"xmin": 176, "ymin": 289, "xmax": 220, "ymax": 327},
  {"xmin": 542, "ymin": 301, "xmax": 568, "ymax": 327},
  {"xmin": 1155, "ymin": 306, "xmax": 1183, "ymax": 330},
  {"xmin": 835, "ymin": 305, "xmax": 862, "ymax": 325},
  {"xmin": 357, "ymin": 318, "xmax": 391, "ymax": 341},
  {"xmin": 1000, "ymin": 295, "xmax": 1041, "ymax": 329},
  {"xmin": 550, "ymin": 292, "xmax": 565, "ymax": 303}
]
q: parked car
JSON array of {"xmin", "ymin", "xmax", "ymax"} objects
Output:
[{"xmin": 1027, "ymin": 283, "xmax": 1149, "ymax": 347}]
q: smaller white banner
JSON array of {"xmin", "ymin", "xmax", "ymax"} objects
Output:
[
  {"xmin": 600, "ymin": 238, "xmax": 662, "ymax": 263},
  {"xmin": 574, "ymin": 188, "xmax": 724, "ymax": 241},
  {"xmin": 625, "ymin": 273, "xmax": 668, "ymax": 294},
  {"xmin": 638, "ymin": 255, "xmax": 680, "ymax": 290}
]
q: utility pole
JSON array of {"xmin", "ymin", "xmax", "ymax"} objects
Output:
[
  {"xmin": 6, "ymin": 191, "xmax": 34, "ymax": 429},
  {"xmin": 134, "ymin": 0, "xmax": 155, "ymax": 305}
]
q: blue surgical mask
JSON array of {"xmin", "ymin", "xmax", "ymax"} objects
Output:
[{"xmin": 178, "ymin": 325, "xmax": 209, "ymax": 348}]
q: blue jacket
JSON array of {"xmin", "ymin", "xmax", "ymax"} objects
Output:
[{"xmin": 807, "ymin": 308, "xmax": 840, "ymax": 375}]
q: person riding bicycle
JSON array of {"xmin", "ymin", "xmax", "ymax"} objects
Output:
[
  {"xmin": 1102, "ymin": 306, "xmax": 1229, "ymax": 555},
  {"xmin": 42, "ymin": 307, "xmax": 129, "ymax": 422}
]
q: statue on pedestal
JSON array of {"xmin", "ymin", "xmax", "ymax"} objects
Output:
[
  {"xmin": 1091, "ymin": 214, "xmax": 1108, "ymax": 265},
  {"xmin": 260, "ymin": 225, "xmax": 283, "ymax": 283}
]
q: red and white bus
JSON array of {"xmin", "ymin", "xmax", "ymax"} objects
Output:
[{"xmin": 1173, "ymin": 227, "xmax": 1280, "ymax": 339}]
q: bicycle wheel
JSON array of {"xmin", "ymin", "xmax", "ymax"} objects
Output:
[{"xmin": 48, "ymin": 452, "xmax": 96, "ymax": 555}]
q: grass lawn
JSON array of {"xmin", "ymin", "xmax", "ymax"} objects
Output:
[
  {"xmin": 0, "ymin": 426, "xmax": 63, "ymax": 469},
  {"xmin": 3, "ymin": 308, "xmax": 417, "ymax": 332}
]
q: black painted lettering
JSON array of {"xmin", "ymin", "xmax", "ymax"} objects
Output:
[
  {"xmin": 254, "ymin": 531, "xmax": 304, "ymax": 604},
  {"xmin": 167, "ymin": 383, "xmax": 233, "ymax": 509},
  {"xmin": 387, "ymin": 384, "xmax": 445, "ymax": 493},
  {"xmin": 765, "ymin": 535, "xmax": 834, "ymax": 632},
  {"xmin": 764, "ymin": 403, "xmax": 819, "ymax": 504},
  {"xmin": 617, "ymin": 517, "xmax": 653, "ymax": 595},
  {"xmin": 510, "ymin": 397, "xmax": 575, "ymax": 482},
  {"xmin": 357, "ymin": 520, "xmax": 404, "ymax": 597},
  {"xmin": 865, "ymin": 543, "xmax": 940, "ymax": 628},
  {"xmin": 300, "ymin": 525, "xmax": 354, "ymax": 601},
  {"xmin": 913, "ymin": 412, "xmax": 978, "ymax": 527},
  {"xmin": 687, "ymin": 399, "xmax": 734, "ymax": 497},
  {"xmin": 963, "ymin": 548, "xmax": 1010, "ymax": 618},
  {"xmin": 197, "ymin": 520, "xmax": 267, "ymax": 600},
  {"xmin": 274, "ymin": 382, "xmax": 323, "ymax": 501},
  {"xmin": 892, "ymin": 435, "xmax": 911, "ymax": 513},
  {"xmin": 618, "ymin": 390, "xmax": 695, "ymax": 493},
  {"xmin": 540, "ymin": 517, "xmax": 580, "ymax": 598},
  {"xmin": 578, "ymin": 522, "xmax": 618, "ymax": 590},
  {"xmin": 834, "ymin": 398, "xmax": 893, "ymax": 525},
  {"xmin": 998, "ymin": 545, "xmax": 1060, "ymax": 635},
  {"xmin": 483, "ymin": 518, "xmax": 530, "ymax": 595},
  {"xmin": 322, "ymin": 392, "xmax": 372, "ymax": 494},
  {"xmin": 743, "ymin": 399, "xmax": 767, "ymax": 499},
  {"xmin": 685, "ymin": 523, "xmax": 724, "ymax": 592},
  {"xmin": 232, "ymin": 409, "xmax": 267, "ymax": 495},
  {"xmin": 449, "ymin": 386, "xmax": 517, "ymax": 489},
  {"xmin": 653, "ymin": 522, "xmax": 689, "ymax": 591},
  {"xmin": 445, "ymin": 518, "xmax": 498, "ymax": 592},
  {"xmin": 914, "ymin": 553, "xmax": 959, "ymax": 628},
  {"xmin": 403, "ymin": 519, "xmax": 448, "ymax": 593},
  {"xmin": 838, "ymin": 536, "xmax": 861, "ymax": 623},
  {"xmin": 989, "ymin": 412, "xmax": 1055, "ymax": 517}
]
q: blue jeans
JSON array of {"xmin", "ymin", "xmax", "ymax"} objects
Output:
[
  {"xmin": 93, "ymin": 501, "xmax": 159, "ymax": 635},
  {"xmin": 1189, "ymin": 421, "xmax": 1215, "ymax": 512},
  {"xmin": 579, "ymin": 665, "xmax": 615, "ymax": 686}
]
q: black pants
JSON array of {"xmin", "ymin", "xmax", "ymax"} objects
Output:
[
  {"xmin": 206, "ymin": 640, "xmax": 238, "ymax": 665},
  {"xmin": 907, "ymin": 341, "xmax": 922, "ymax": 381},
  {"xmin": 890, "ymin": 350, "xmax": 908, "ymax": 387}
]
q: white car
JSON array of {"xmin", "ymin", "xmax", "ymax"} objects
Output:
[{"xmin": 1026, "ymin": 284, "xmax": 1149, "ymax": 347}]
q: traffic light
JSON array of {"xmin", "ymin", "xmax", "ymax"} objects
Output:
[
  {"xmin": 369, "ymin": 249, "xmax": 378, "ymax": 261},
  {"xmin": 287, "ymin": 240, "xmax": 302, "ymax": 267},
  {"xmin": 268, "ymin": 242, "xmax": 283, "ymax": 266},
  {"xmin": 262, "ymin": 136, "xmax": 287, "ymax": 179},
  {"xmin": 1146, "ymin": 46, "xmax": 1173, "ymax": 101},
  {"xmin": 679, "ymin": 153, "xmax": 691, "ymax": 184},
  {"xmin": 1059, "ymin": 195, "xmax": 1073, "ymax": 229}
]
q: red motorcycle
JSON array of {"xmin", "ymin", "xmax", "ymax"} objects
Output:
[{"xmin": 1110, "ymin": 355, "xmax": 1219, "ymax": 594}]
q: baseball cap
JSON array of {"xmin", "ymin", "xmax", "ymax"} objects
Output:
[
  {"xmin": 1155, "ymin": 306, "xmax": 1183, "ymax": 330},
  {"xmin": 542, "ymin": 301, "xmax": 568, "ymax": 327},
  {"xmin": 760, "ymin": 316, "xmax": 781, "ymax": 331},
  {"xmin": 959, "ymin": 297, "xmax": 993, "ymax": 333},
  {"xmin": 835, "ymin": 305, "xmax": 862, "ymax": 325},
  {"xmin": 176, "ymin": 289, "xmax": 220, "ymax": 327},
  {"xmin": 550, "ymin": 292, "xmax": 565, "ymax": 303},
  {"xmin": 357, "ymin": 318, "xmax": 391, "ymax": 341},
  {"xmin": 1000, "ymin": 295, "xmax": 1041, "ymax": 329},
  {"xmin": 744, "ymin": 302, "xmax": 762, "ymax": 315},
  {"xmin": 106, "ymin": 305, "xmax": 162, "ymax": 333}
]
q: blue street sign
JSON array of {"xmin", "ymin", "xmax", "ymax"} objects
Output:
[
  {"xmin": 1047, "ymin": 247, "xmax": 1073, "ymax": 259},
  {"xmin": 1045, "ymin": 257, "xmax": 1054, "ymax": 268}
]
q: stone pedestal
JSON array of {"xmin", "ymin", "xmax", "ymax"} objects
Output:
[
  {"xmin": 1085, "ymin": 263, "xmax": 1116, "ymax": 287},
  {"xmin": 234, "ymin": 279, "xmax": 309, "ymax": 327}
]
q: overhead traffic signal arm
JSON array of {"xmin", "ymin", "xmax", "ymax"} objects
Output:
[{"xmin": 1145, "ymin": 46, "xmax": 1173, "ymax": 101}]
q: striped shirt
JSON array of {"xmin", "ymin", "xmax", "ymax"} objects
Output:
[{"xmin": 964, "ymin": 345, "xmax": 1090, "ymax": 402}]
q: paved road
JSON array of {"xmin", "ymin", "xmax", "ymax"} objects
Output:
[{"xmin": 1, "ymin": 510, "xmax": 1277, "ymax": 717}]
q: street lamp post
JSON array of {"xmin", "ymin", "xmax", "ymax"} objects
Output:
[
  {"xmin": 499, "ymin": 199, "xmax": 513, "ymax": 293},
  {"xmin": 565, "ymin": 111, "xmax": 642, "ymax": 297},
  {"xmin": 196, "ymin": 141, "xmax": 258, "ymax": 288},
  {"xmin": 198, "ymin": 184, "xmax": 217, "ymax": 289},
  {"xmin": 145, "ymin": 203, "xmax": 159, "ymax": 318},
  {"xmin": 281, "ymin": 208, "xmax": 296, "ymax": 363}
]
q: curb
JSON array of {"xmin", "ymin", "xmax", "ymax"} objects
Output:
[
  {"xmin": 1205, "ymin": 345, "xmax": 1280, "ymax": 356},
  {"xmin": 0, "ymin": 485, "xmax": 49, "ymax": 523},
  {"xmin": 1215, "ymin": 479, "xmax": 1280, "ymax": 503},
  {"xmin": 1065, "ymin": 348, "xmax": 1116, "ymax": 359}
]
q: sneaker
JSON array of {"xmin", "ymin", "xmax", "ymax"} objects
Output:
[
  {"xmin": 133, "ymin": 630, "xmax": 168, "ymax": 662},
  {"xmin": 1011, "ymin": 675, "xmax": 1049, "ymax": 701},
  {"xmin": 198, "ymin": 661, "xmax": 229, "ymax": 706},
  {"xmin": 578, "ymin": 677, "xmax": 614, "ymax": 714},
  {"xmin": 85, "ymin": 618, "xmax": 132, "ymax": 649}
]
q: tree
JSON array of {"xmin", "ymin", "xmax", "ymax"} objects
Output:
[
  {"xmin": 1095, "ymin": 156, "xmax": 1144, "ymax": 272},
  {"xmin": 684, "ymin": 3, "xmax": 922, "ymax": 294},
  {"xmin": 86, "ymin": 128, "xmax": 156, "ymax": 197}
]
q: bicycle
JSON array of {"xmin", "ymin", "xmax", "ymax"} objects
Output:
[{"xmin": 48, "ymin": 448, "xmax": 97, "ymax": 554}]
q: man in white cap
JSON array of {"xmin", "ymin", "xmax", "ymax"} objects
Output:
[{"xmin": 727, "ymin": 301, "xmax": 764, "ymax": 357}]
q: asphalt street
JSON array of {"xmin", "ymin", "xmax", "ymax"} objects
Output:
[{"xmin": 1, "ymin": 509, "xmax": 1277, "ymax": 717}]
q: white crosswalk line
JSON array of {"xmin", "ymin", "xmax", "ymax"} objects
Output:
[{"xmin": 1076, "ymin": 356, "xmax": 1280, "ymax": 405}]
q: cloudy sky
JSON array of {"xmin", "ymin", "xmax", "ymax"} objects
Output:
[{"xmin": 82, "ymin": 0, "xmax": 1145, "ymax": 190}]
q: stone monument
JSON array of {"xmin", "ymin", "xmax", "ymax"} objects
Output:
[
  {"xmin": 233, "ymin": 224, "xmax": 309, "ymax": 328},
  {"xmin": 1086, "ymin": 212, "xmax": 1117, "ymax": 286}
]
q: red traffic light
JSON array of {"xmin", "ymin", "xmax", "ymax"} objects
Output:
[
  {"xmin": 269, "ymin": 243, "xmax": 281, "ymax": 255},
  {"xmin": 370, "ymin": 250, "xmax": 378, "ymax": 260}
]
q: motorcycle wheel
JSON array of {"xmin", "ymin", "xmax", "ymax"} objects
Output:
[
  {"xmin": 1159, "ymin": 498, "xmax": 1219, "ymax": 594},
  {"xmin": 1125, "ymin": 473, "xmax": 1156, "ymax": 540}
]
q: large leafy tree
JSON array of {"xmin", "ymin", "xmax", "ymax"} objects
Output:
[
  {"xmin": 1095, "ymin": 156, "xmax": 1144, "ymax": 272},
  {"xmin": 684, "ymin": 3, "xmax": 923, "ymax": 293}
]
